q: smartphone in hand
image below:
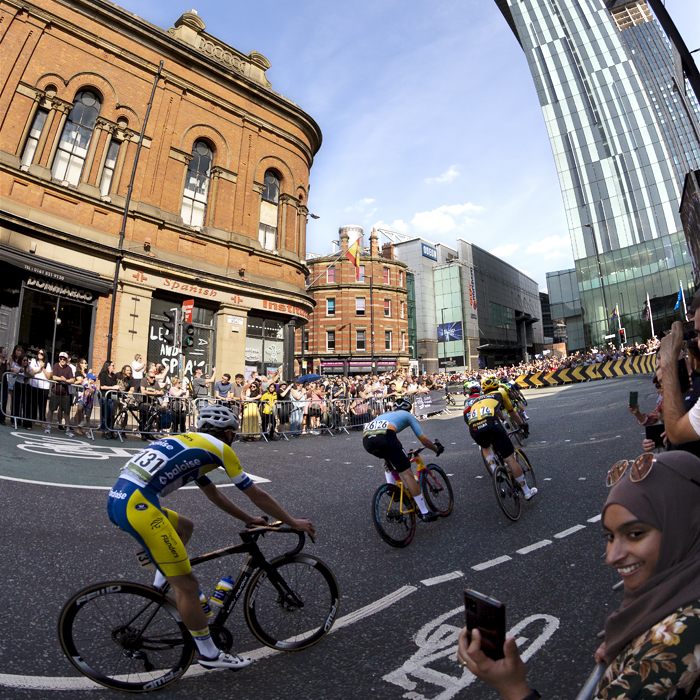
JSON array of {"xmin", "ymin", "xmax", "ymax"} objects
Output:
[
  {"xmin": 629, "ymin": 391, "xmax": 638, "ymax": 409},
  {"xmin": 464, "ymin": 589, "xmax": 506, "ymax": 661},
  {"xmin": 645, "ymin": 424, "xmax": 665, "ymax": 448}
]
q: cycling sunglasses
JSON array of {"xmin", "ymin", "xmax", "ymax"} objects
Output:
[{"xmin": 606, "ymin": 453, "xmax": 700, "ymax": 489}]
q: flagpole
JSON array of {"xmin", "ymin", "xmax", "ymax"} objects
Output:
[
  {"xmin": 647, "ymin": 292, "xmax": 655, "ymax": 337},
  {"xmin": 305, "ymin": 248, "xmax": 351, "ymax": 288},
  {"xmin": 616, "ymin": 303, "xmax": 623, "ymax": 347},
  {"xmin": 681, "ymin": 281, "xmax": 688, "ymax": 317}
]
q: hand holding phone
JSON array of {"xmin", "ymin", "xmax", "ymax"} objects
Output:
[
  {"xmin": 629, "ymin": 391, "xmax": 638, "ymax": 409},
  {"xmin": 464, "ymin": 589, "xmax": 506, "ymax": 661}
]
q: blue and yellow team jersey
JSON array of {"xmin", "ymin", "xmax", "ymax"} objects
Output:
[
  {"xmin": 363, "ymin": 410, "xmax": 425, "ymax": 439},
  {"xmin": 465, "ymin": 390, "xmax": 513, "ymax": 426},
  {"xmin": 118, "ymin": 432, "xmax": 253, "ymax": 497}
]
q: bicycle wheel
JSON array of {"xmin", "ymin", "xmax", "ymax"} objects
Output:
[
  {"xmin": 111, "ymin": 409, "xmax": 129, "ymax": 433},
  {"xmin": 514, "ymin": 449, "xmax": 536, "ymax": 490},
  {"xmin": 372, "ymin": 483, "xmax": 416, "ymax": 547},
  {"xmin": 420, "ymin": 465, "xmax": 454, "ymax": 516},
  {"xmin": 517, "ymin": 391, "xmax": 528, "ymax": 407},
  {"xmin": 58, "ymin": 581, "xmax": 195, "ymax": 692},
  {"xmin": 244, "ymin": 554, "xmax": 340, "ymax": 650},
  {"xmin": 493, "ymin": 466, "xmax": 521, "ymax": 521},
  {"xmin": 510, "ymin": 428, "xmax": 523, "ymax": 446}
]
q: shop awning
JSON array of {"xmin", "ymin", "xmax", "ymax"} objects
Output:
[{"xmin": 0, "ymin": 244, "xmax": 112, "ymax": 294}]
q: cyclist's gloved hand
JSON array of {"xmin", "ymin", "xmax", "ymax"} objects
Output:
[{"xmin": 434, "ymin": 439, "xmax": 445, "ymax": 456}]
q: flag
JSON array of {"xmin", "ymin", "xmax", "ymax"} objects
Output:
[
  {"xmin": 609, "ymin": 308, "xmax": 618, "ymax": 321},
  {"xmin": 643, "ymin": 300, "xmax": 650, "ymax": 321},
  {"xmin": 345, "ymin": 239, "xmax": 360, "ymax": 281},
  {"xmin": 674, "ymin": 281, "xmax": 683, "ymax": 310}
]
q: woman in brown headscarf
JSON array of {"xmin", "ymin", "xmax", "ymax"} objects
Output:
[{"xmin": 456, "ymin": 450, "xmax": 700, "ymax": 699}]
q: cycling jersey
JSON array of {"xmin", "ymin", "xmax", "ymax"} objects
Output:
[
  {"xmin": 118, "ymin": 433, "xmax": 253, "ymax": 497},
  {"xmin": 464, "ymin": 390, "xmax": 513, "ymax": 427},
  {"xmin": 363, "ymin": 410, "xmax": 425, "ymax": 439},
  {"xmin": 108, "ymin": 432, "xmax": 254, "ymax": 577}
]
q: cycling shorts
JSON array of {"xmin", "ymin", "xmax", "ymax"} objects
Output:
[
  {"xmin": 468, "ymin": 417, "xmax": 514, "ymax": 460},
  {"xmin": 363, "ymin": 430, "xmax": 411, "ymax": 473},
  {"xmin": 107, "ymin": 478, "xmax": 190, "ymax": 577}
]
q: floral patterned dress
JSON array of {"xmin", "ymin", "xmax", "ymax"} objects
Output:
[{"xmin": 596, "ymin": 602, "xmax": 700, "ymax": 699}]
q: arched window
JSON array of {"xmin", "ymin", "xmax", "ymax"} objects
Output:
[
  {"xmin": 259, "ymin": 170, "xmax": 280, "ymax": 251},
  {"xmin": 182, "ymin": 140, "xmax": 213, "ymax": 227},
  {"xmin": 52, "ymin": 90, "xmax": 102, "ymax": 185}
]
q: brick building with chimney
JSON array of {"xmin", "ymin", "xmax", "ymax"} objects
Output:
[
  {"xmin": 297, "ymin": 228, "xmax": 410, "ymax": 376},
  {"xmin": 0, "ymin": 0, "xmax": 320, "ymax": 381}
]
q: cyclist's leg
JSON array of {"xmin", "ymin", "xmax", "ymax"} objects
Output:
[
  {"xmin": 469, "ymin": 421, "xmax": 497, "ymax": 471},
  {"xmin": 495, "ymin": 432, "xmax": 536, "ymax": 498}
]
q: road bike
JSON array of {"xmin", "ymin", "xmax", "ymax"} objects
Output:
[
  {"xmin": 371, "ymin": 442, "xmax": 453, "ymax": 548},
  {"xmin": 481, "ymin": 443, "xmax": 536, "ymax": 522},
  {"xmin": 58, "ymin": 523, "xmax": 340, "ymax": 693},
  {"xmin": 502, "ymin": 417, "xmax": 527, "ymax": 446},
  {"xmin": 111, "ymin": 397, "xmax": 166, "ymax": 440}
]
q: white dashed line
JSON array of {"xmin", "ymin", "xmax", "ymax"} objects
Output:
[
  {"xmin": 544, "ymin": 478, "xmax": 552, "ymax": 481},
  {"xmin": 565, "ymin": 439, "xmax": 571, "ymax": 442},
  {"xmin": 578, "ymin": 477, "xmax": 586, "ymax": 480},
  {"xmin": 472, "ymin": 555, "xmax": 512, "ymax": 571},
  {"xmin": 615, "ymin": 435, "xmax": 621, "ymax": 438},
  {"xmin": 587, "ymin": 514, "xmax": 602, "ymax": 523},
  {"xmin": 476, "ymin": 475, "xmax": 483, "ymax": 479},
  {"xmin": 540, "ymin": 441, "xmax": 547, "ymax": 444},
  {"xmin": 589, "ymin": 438, "xmax": 596, "ymax": 441},
  {"xmin": 516, "ymin": 540, "xmax": 552, "ymax": 555},
  {"xmin": 420, "ymin": 571, "xmax": 464, "ymax": 586},
  {"xmin": 554, "ymin": 525, "xmax": 586, "ymax": 539}
]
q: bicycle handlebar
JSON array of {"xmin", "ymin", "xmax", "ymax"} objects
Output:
[{"xmin": 242, "ymin": 518, "xmax": 307, "ymax": 556}]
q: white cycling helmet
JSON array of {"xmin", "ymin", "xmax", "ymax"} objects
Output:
[{"xmin": 197, "ymin": 405, "xmax": 239, "ymax": 432}]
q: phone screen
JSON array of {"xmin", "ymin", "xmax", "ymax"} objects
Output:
[
  {"xmin": 629, "ymin": 391, "xmax": 638, "ymax": 409},
  {"xmin": 464, "ymin": 589, "xmax": 506, "ymax": 661}
]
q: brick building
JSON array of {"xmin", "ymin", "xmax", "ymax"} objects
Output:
[
  {"xmin": 0, "ymin": 0, "xmax": 320, "ymax": 381},
  {"xmin": 297, "ymin": 228, "xmax": 410, "ymax": 376}
]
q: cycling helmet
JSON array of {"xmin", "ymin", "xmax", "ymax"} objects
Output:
[
  {"xmin": 394, "ymin": 398, "xmax": 413, "ymax": 412},
  {"xmin": 197, "ymin": 405, "xmax": 239, "ymax": 432},
  {"xmin": 469, "ymin": 382, "xmax": 481, "ymax": 396},
  {"xmin": 481, "ymin": 376, "xmax": 499, "ymax": 393}
]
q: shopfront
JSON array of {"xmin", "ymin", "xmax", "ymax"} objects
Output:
[
  {"xmin": 0, "ymin": 245, "xmax": 110, "ymax": 364},
  {"xmin": 245, "ymin": 316, "xmax": 285, "ymax": 378}
]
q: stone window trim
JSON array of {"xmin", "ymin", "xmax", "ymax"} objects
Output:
[{"xmin": 180, "ymin": 139, "xmax": 214, "ymax": 229}]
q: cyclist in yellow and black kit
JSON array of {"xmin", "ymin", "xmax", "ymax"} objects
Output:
[
  {"xmin": 107, "ymin": 405, "xmax": 315, "ymax": 671},
  {"xmin": 464, "ymin": 377, "xmax": 537, "ymax": 500}
]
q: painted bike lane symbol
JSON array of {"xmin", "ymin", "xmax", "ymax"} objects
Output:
[
  {"xmin": 383, "ymin": 606, "xmax": 559, "ymax": 700},
  {"xmin": 10, "ymin": 432, "xmax": 141, "ymax": 460}
]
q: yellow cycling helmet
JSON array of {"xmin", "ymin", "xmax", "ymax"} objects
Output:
[{"xmin": 481, "ymin": 376, "xmax": 499, "ymax": 393}]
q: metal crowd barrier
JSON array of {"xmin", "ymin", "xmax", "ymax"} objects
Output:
[
  {"xmin": 1, "ymin": 370, "xmax": 103, "ymax": 440},
  {"xmin": 105, "ymin": 390, "xmax": 196, "ymax": 442}
]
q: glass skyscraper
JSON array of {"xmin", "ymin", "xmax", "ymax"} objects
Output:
[{"xmin": 495, "ymin": 0, "xmax": 700, "ymax": 348}]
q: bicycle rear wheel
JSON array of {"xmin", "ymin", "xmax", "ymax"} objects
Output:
[
  {"xmin": 510, "ymin": 428, "xmax": 523, "ymax": 446},
  {"xmin": 58, "ymin": 581, "xmax": 194, "ymax": 692},
  {"xmin": 493, "ymin": 466, "xmax": 521, "ymax": 521},
  {"xmin": 514, "ymin": 449, "xmax": 536, "ymax": 490},
  {"xmin": 420, "ymin": 465, "xmax": 454, "ymax": 516},
  {"xmin": 245, "ymin": 554, "xmax": 340, "ymax": 650},
  {"xmin": 372, "ymin": 483, "xmax": 416, "ymax": 547}
]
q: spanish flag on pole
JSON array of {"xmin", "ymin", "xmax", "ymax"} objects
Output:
[{"xmin": 345, "ymin": 239, "xmax": 361, "ymax": 281}]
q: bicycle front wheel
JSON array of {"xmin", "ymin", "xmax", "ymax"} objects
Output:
[
  {"xmin": 58, "ymin": 581, "xmax": 195, "ymax": 693},
  {"xmin": 420, "ymin": 465, "xmax": 454, "ymax": 516},
  {"xmin": 493, "ymin": 467, "xmax": 521, "ymax": 521},
  {"xmin": 372, "ymin": 483, "xmax": 416, "ymax": 547},
  {"xmin": 245, "ymin": 554, "xmax": 340, "ymax": 651},
  {"xmin": 514, "ymin": 449, "xmax": 536, "ymax": 490}
]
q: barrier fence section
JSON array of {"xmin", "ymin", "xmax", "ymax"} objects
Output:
[
  {"xmin": 1, "ymin": 371, "xmax": 103, "ymax": 439},
  {"xmin": 105, "ymin": 390, "xmax": 196, "ymax": 441},
  {"xmin": 514, "ymin": 353, "xmax": 656, "ymax": 389}
]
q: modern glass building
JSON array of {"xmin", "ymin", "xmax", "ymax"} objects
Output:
[{"xmin": 496, "ymin": 0, "xmax": 700, "ymax": 348}]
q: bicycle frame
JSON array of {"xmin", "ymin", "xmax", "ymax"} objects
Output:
[{"xmin": 382, "ymin": 450, "xmax": 429, "ymax": 514}]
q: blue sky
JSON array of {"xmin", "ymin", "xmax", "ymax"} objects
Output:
[{"xmin": 119, "ymin": 0, "xmax": 700, "ymax": 290}]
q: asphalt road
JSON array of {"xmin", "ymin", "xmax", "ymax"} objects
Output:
[{"xmin": 0, "ymin": 373, "xmax": 658, "ymax": 700}]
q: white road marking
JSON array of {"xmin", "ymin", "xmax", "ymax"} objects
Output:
[
  {"xmin": 615, "ymin": 435, "xmax": 621, "ymax": 438},
  {"xmin": 420, "ymin": 571, "xmax": 463, "ymax": 586},
  {"xmin": 0, "ymin": 584, "xmax": 419, "ymax": 691},
  {"xmin": 540, "ymin": 441, "xmax": 547, "ymax": 443},
  {"xmin": 475, "ymin": 475, "xmax": 483, "ymax": 479},
  {"xmin": 472, "ymin": 555, "xmax": 512, "ymax": 571},
  {"xmin": 383, "ymin": 607, "xmax": 559, "ymax": 700},
  {"xmin": 516, "ymin": 540, "xmax": 552, "ymax": 555},
  {"xmin": 554, "ymin": 524, "xmax": 586, "ymax": 539},
  {"xmin": 565, "ymin": 439, "xmax": 571, "ymax": 442},
  {"xmin": 544, "ymin": 478, "xmax": 552, "ymax": 481},
  {"xmin": 590, "ymin": 438, "xmax": 595, "ymax": 440},
  {"xmin": 579, "ymin": 477, "xmax": 587, "ymax": 480},
  {"xmin": 0, "ymin": 473, "xmax": 271, "ymax": 489},
  {"xmin": 587, "ymin": 514, "xmax": 602, "ymax": 522}
]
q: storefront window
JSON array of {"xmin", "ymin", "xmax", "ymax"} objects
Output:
[{"xmin": 246, "ymin": 315, "xmax": 284, "ymax": 377}]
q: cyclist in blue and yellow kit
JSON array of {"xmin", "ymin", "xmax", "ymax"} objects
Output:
[
  {"xmin": 363, "ymin": 398, "xmax": 444, "ymax": 521},
  {"xmin": 107, "ymin": 405, "xmax": 314, "ymax": 671}
]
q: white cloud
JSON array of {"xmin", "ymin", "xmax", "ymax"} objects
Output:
[
  {"xmin": 374, "ymin": 219, "xmax": 410, "ymax": 234},
  {"xmin": 425, "ymin": 165, "xmax": 460, "ymax": 184},
  {"xmin": 344, "ymin": 197, "xmax": 376, "ymax": 213},
  {"xmin": 489, "ymin": 244, "xmax": 519, "ymax": 259},
  {"xmin": 526, "ymin": 235, "xmax": 571, "ymax": 254},
  {"xmin": 411, "ymin": 203, "xmax": 484, "ymax": 233}
]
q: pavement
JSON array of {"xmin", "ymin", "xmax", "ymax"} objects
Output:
[{"xmin": 0, "ymin": 373, "xmax": 658, "ymax": 699}]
